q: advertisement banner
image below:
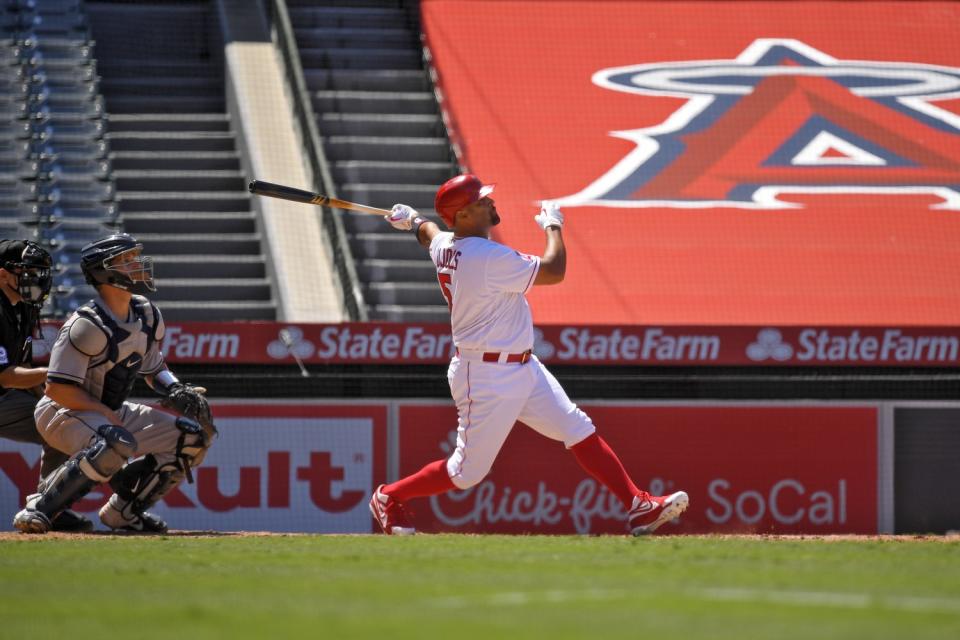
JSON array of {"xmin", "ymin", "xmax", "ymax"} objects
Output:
[
  {"xmin": 0, "ymin": 403, "xmax": 388, "ymax": 533},
  {"xmin": 398, "ymin": 404, "xmax": 878, "ymax": 535},
  {"xmin": 421, "ymin": 1, "xmax": 960, "ymax": 327},
  {"xmin": 30, "ymin": 321, "xmax": 960, "ymax": 367}
]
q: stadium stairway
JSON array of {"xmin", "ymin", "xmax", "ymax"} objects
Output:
[
  {"xmin": 85, "ymin": 0, "xmax": 276, "ymax": 321},
  {"xmin": 287, "ymin": 0, "xmax": 457, "ymax": 322}
]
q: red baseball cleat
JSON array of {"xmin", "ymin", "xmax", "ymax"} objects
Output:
[
  {"xmin": 628, "ymin": 490, "xmax": 689, "ymax": 535},
  {"xmin": 369, "ymin": 484, "xmax": 416, "ymax": 536}
]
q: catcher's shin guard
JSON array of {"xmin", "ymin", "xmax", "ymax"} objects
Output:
[
  {"xmin": 173, "ymin": 416, "xmax": 212, "ymax": 482},
  {"xmin": 14, "ymin": 459, "xmax": 97, "ymax": 533},
  {"xmin": 101, "ymin": 455, "xmax": 180, "ymax": 531},
  {"xmin": 14, "ymin": 425, "xmax": 135, "ymax": 532}
]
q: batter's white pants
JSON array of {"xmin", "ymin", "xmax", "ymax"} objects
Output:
[{"xmin": 445, "ymin": 354, "xmax": 596, "ymax": 489}]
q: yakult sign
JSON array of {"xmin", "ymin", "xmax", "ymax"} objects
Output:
[
  {"xmin": 0, "ymin": 404, "xmax": 388, "ymax": 533},
  {"xmin": 399, "ymin": 404, "xmax": 878, "ymax": 534}
]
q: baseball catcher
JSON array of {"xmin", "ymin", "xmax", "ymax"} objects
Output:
[{"xmin": 13, "ymin": 233, "xmax": 216, "ymax": 533}]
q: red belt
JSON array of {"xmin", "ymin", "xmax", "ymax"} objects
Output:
[{"xmin": 456, "ymin": 348, "xmax": 532, "ymax": 364}]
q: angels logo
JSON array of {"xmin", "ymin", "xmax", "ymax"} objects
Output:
[{"xmin": 555, "ymin": 39, "xmax": 960, "ymax": 210}]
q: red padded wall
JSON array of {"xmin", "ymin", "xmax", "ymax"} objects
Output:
[{"xmin": 422, "ymin": 1, "xmax": 960, "ymax": 325}]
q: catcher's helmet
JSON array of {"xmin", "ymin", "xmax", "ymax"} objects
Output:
[
  {"xmin": 0, "ymin": 239, "xmax": 52, "ymax": 305},
  {"xmin": 435, "ymin": 174, "xmax": 496, "ymax": 228},
  {"xmin": 80, "ymin": 233, "xmax": 155, "ymax": 294}
]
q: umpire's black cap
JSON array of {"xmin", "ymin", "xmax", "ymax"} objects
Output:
[{"xmin": 0, "ymin": 239, "xmax": 52, "ymax": 271}]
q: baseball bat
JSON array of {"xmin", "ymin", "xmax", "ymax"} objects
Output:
[{"xmin": 248, "ymin": 180, "xmax": 391, "ymax": 216}]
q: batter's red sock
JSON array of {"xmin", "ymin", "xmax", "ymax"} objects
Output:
[
  {"xmin": 382, "ymin": 459, "xmax": 456, "ymax": 502},
  {"xmin": 570, "ymin": 434, "xmax": 641, "ymax": 509}
]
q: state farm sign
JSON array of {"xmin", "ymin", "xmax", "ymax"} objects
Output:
[
  {"xmin": 32, "ymin": 321, "xmax": 960, "ymax": 367},
  {"xmin": 399, "ymin": 404, "xmax": 878, "ymax": 534},
  {"xmin": 747, "ymin": 327, "xmax": 959, "ymax": 364},
  {"xmin": 547, "ymin": 327, "xmax": 720, "ymax": 362},
  {"xmin": 162, "ymin": 326, "xmax": 241, "ymax": 359}
]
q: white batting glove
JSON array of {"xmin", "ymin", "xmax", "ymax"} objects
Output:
[
  {"xmin": 534, "ymin": 201, "xmax": 564, "ymax": 230},
  {"xmin": 386, "ymin": 204, "xmax": 419, "ymax": 231}
]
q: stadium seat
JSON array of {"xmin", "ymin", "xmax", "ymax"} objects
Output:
[{"xmin": 85, "ymin": 0, "xmax": 275, "ymax": 320}]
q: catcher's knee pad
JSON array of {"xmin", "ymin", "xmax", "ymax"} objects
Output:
[
  {"xmin": 78, "ymin": 425, "xmax": 138, "ymax": 482},
  {"xmin": 109, "ymin": 455, "xmax": 182, "ymax": 519}
]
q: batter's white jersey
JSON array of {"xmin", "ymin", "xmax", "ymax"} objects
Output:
[
  {"xmin": 429, "ymin": 232, "xmax": 540, "ymax": 353},
  {"xmin": 427, "ymin": 232, "xmax": 595, "ymax": 490}
]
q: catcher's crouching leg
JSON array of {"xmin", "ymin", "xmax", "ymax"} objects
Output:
[
  {"xmin": 13, "ymin": 425, "xmax": 137, "ymax": 534},
  {"xmin": 99, "ymin": 417, "xmax": 212, "ymax": 533}
]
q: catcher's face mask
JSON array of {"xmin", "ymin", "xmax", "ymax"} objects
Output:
[{"xmin": 105, "ymin": 246, "xmax": 156, "ymax": 294}]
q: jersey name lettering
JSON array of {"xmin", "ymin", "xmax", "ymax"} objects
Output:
[{"xmin": 436, "ymin": 248, "xmax": 461, "ymax": 271}]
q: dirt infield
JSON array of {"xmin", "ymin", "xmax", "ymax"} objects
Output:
[
  {"xmin": 0, "ymin": 530, "xmax": 309, "ymax": 541},
  {"xmin": 0, "ymin": 531, "xmax": 957, "ymax": 542}
]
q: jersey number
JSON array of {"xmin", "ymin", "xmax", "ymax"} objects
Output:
[{"xmin": 437, "ymin": 273, "xmax": 453, "ymax": 311}]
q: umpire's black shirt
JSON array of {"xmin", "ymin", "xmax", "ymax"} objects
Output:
[{"xmin": 0, "ymin": 290, "xmax": 33, "ymax": 393}]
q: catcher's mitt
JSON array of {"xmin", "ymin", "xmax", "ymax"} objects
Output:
[{"xmin": 161, "ymin": 383, "xmax": 217, "ymax": 443}]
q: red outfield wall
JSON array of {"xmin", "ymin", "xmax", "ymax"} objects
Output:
[
  {"xmin": 0, "ymin": 403, "xmax": 390, "ymax": 533},
  {"xmin": 421, "ymin": 1, "xmax": 960, "ymax": 326},
  {"xmin": 0, "ymin": 402, "xmax": 880, "ymax": 534},
  {"xmin": 399, "ymin": 404, "xmax": 877, "ymax": 535}
]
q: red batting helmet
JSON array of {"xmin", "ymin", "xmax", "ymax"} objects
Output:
[{"xmin": 435, "ymin": 174, "xmax": 495, "ymax": 228}]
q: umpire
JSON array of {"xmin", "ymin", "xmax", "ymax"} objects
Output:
[{"xmin": 0, "ymin": 239, "xmax": 91, "ymax": 531}]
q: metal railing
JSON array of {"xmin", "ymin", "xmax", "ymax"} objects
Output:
[{"xmin": 265, "ymin": 0, "xmax": 367, "ymax": 321}]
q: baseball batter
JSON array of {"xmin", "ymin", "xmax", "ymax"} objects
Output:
[
  {"xmin": 13, "ymin": 234, "xmax": 216, "ymax": 534},
  {"xmin": 371, "ymin": 174, "xmax": 688, "ymax": 535}
]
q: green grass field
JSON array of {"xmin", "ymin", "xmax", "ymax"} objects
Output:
[{"xmin": 1, "ymin": 534, "xmax": 958, "ymax": 639}]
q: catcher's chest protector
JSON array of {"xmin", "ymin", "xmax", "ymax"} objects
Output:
[{"xmin": 69, "ymin": 296, "xmax": 162, "ymax": 410}]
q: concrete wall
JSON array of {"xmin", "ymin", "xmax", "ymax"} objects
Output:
[{"xmin": 216, "ymin": 0, "xmax": 346, "ymax": 322}]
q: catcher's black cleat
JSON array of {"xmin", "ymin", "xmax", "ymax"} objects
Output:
[
  {"xmin": 51, "ymin": 509, "xmax": 95, "ymax": 533},
  {"xmin": 117, "ymin": 511, "xmax": 168, "ymax": 534},
  {"xmin": 101, "ymin": 507, "xmax": 169, "ymax": 534}
]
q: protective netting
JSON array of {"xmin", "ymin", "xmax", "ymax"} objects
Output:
[{"xmin": 2, "ymin": 0, "xmax": 959, "ymax": 535}]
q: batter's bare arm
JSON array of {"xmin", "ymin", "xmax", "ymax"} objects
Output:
[
  {"xmin": 415, "ymin": 220, "xmax": 442, "ymax": 247},
  {"xmin": 533, "ymin": 202, "xmax": 566, "ymax": 285},
  {"xmin": 535, "ymin": 228, "xmax": 566, "ymax": 285}
]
